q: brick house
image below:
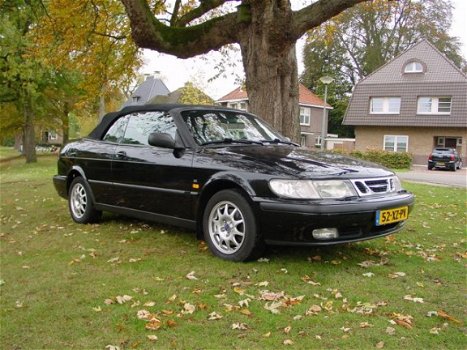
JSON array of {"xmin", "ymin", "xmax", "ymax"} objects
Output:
[
  {"xmin": 343, "ymin": 40, "xmax": 467, "ymax": 165},
  {"xmin": 216, "ymin": 84, "xmax": 332, "ymax": 148}
]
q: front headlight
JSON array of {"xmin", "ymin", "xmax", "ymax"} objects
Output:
[
  {"xmin": 269, "ymin": 179, "xmax": 356, "ymax": 199},
  {"xmin": 391, "ymin": 176, "xmax": 402, "ymax": 192}
]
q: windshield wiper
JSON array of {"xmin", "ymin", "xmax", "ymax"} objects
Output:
[
  {"xmin": 260, "ymin": 138, "xmax": 299, "ymax": 146},
  {"xmin": 201, "ymin": 138, "xmax": 264, "ymax": 146}
]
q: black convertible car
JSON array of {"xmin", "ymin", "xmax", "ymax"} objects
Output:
[{"xmin": 53, "ymin": 105, "xmax": 414, "ymax": 261}]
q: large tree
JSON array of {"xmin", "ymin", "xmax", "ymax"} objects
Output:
[{"xmin": 121, "ymin": 0, "xmax": 367, "ymax": 141}]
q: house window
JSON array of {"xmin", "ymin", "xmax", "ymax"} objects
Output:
[
  {"xmin": 417, "ymin": 97, "xmax": 451, "ymax": 114},
  {"xmin": 404, "ymin": 61, "xmax": 423, "ymax": 73},
  {"xmin": 370, "ymin": 97, "xmax": 401, "ymax": 114},
  {"xmin": 300, "ymin": 134, "xmax": 307, "ymax": 147},
  {"xmin": 384, "ymin": 135, "xmax": 408, "ymax": 152},
  {"xmin": 228, "ymin": 103, "xmax": 238, "ymax": 109},
  {"xmin": 132, "ymin": 96, "xmax": 141, "ymax": 103},
  {"xmin": 239, "ymin": 102, "xmax": 247, "ymax": 111},
  {"xmin": 299, "ymin": 107, "xmax": 311, "ymax": 125},
  {"xmin": 49, "ymin": 131, "xmax": 57, "ymax": 141},
  {"xmin": 315, "ymin": 135, "xmax": 322, "ymax": 147}
]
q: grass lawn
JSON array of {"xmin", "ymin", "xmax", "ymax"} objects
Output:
[
  {"xmin": 0, "ymin": 146, "xmax": 21, "ymax": 160},
  {"xmin": 1, "ymin": 157, "xmax": 465, "ymax": 349}
]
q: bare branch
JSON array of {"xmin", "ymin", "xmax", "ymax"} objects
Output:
[
  {"xmin": 292, "ymin": 0, "xmax": 369, "ymax": 40},
  {"xmin": 121, "ymin": 0, "xmax": 239, "ymax": 58},
  {"xmin": 175, "ymin": 0, "xmax": 227, "ymax": 27},
  {"xmin": 92, "ymin": 31, "xmax": 127, "ymax": 40},
  {"xmin": 170, "ymin": 0, "xmax": 181, "ymax": 26}
]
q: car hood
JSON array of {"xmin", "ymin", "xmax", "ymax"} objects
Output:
[{"xmin": 201, "ymin": 145, "xmax": 394, "ymax": 179}]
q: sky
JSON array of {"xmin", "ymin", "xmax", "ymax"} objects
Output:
[{"xmin": 142, "ymin": 0, "xmax": 467, "ymax": 100}]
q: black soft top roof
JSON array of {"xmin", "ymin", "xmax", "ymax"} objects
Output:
[{"xmin": 87, "ymin": 104, "xmax": 186, "ymax": 140}]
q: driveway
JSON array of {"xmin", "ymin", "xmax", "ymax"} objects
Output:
[{"xmin": 396, "ymin": 165, "xmax": 466, "ymax": 188}]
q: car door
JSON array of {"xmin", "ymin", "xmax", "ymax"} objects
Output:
[
  {"xmin": 77, "ymin": 115, "xmax": 129, "ymax": 205},
  {"xmin": 111, "ymin": 111, "xmax": 194, "ymax": 220}
]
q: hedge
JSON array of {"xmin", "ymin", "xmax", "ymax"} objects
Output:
[{"xmin": 350, "ymin": 149, "xmax": 412, "ymax": 169}]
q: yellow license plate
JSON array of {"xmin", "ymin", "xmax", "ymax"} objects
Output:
[{"xmin": 376, "ymin": 206, "xmax": 408, "ymax": 226}]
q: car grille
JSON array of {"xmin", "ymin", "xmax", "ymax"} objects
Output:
[{"xmin": 351, "ymin": 177, "xmax": 396, "ymax": 196}]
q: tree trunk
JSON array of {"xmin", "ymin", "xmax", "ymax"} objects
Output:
[
  {"xmin": 238, "ymin": 1, "xmax": 300, "ymax": 142},
  {"xmin": 98, "ymin": 93, "xmax": 106, "ymax": 121},
  {"xmin": 23, "ymin": 99, "xmax": 37, "ymax": 163},
  {"xmin": 62, "ymin": 102, "xmax": 70, "ymax": 145}
]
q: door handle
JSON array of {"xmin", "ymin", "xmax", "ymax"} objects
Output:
[{"xmin": 115, "ymin": 151, "xmax": 127, "ymax": 159}]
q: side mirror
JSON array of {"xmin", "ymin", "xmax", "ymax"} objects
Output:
[{"xmin": 148, "ymin": 132, "xmax": 184, "ymax": 150}]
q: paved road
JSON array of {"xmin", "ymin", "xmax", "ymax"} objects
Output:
[{"xmin": 396, "ymin": 165, "xmax": 466, "ymax": 188}]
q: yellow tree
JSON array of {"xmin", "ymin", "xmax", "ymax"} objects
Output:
[{"xmin": 33, "ymin": 0, "xmax": 144, "ymax": 119}]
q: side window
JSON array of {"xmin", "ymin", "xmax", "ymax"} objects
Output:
[
  {"xmin": 122, "ymin": 111, "xmax": 177, "ymax": 146},
  {"xmin": 103, "ymin": 116, "xmax": 129, "ymax": 143}
]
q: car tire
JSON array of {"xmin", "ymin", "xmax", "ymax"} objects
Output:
[
  {"xmin": 203, "ymin": 189, "xmax": 264, "ymax": 262},
  {"xmin": 427, "ymin": 165, "xmax": 433, "ymax": 170},
  {"xmin": 68, "ymin": 177, "xmax": 102, "ymax": 224},
  {"xmin": 450, "ymin": 164, "xmax": 456, "ymax": 172}
]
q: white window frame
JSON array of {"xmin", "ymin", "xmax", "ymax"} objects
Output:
[
  {"xmin": 49, "ymin": 131, "xmax": 58, "ymax": 141},
  {"xmin": 299, "ymin": 107, "xmax": 311, "ymax": 126},
  {"xmin": 383, "ymin": 135, "xmax": 408, "ymax": 152},
  {"xmin": 404, "ymin": 61, "xmax": 423, "ymax": 73},
  {"xmin": 370, "ymin": 97, "xmax": 401, "ymax": 114},
  {"xmin": 417, "ymin": 97, "xmax": 451, "ymax": 115},
  {"xmin": 437, "ymin": 137, "xmax": 445, "ymax": 146},
  {"xmin": 228, "ymin": 102, "xmax": 238, "ymax": 109},
  {"xmin": 315, "ymin": 135, "xmax": 322, "ymax": 147},
  {"xmin": 457, "ymin": 138, "xmax": 462, "ymax": 146},
  {"xmin": 300, "ymin": 134, "xmax": 307, "ymax": 147}
]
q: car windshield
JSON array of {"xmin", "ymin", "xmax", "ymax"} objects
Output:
[
  {"xmin": 433, "ymin": 148, "xmax": 453, "ymax": 153},
  {"xmin": 181, "ymin": 110, "xmax": 283, "ymax": 145}
]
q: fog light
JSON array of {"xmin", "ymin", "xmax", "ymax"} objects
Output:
[{"xmin": 312, "ymin": 228, "xmax": 339, "ymax": 240}]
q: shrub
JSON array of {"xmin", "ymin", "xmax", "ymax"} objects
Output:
[{"xmin": 350, "ymin": 149, "xmax": 412, "ymax": 169}]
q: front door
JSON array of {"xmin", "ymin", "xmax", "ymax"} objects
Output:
[{"xmin": 111, "ymin": 111, "xmax": 194, "ymax": 220}]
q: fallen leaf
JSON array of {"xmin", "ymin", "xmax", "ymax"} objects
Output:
[
  {"xmin": 104, "ymin": 298, "xmax": 114, "ymax": 305},
  {"xmin": 375, "ymin": 341, "xmax": 385, "ymax": 349},
  {"xmin": 257, "ymin": 281, "xmax": 269, "ymax": 287},
  {"xmin": 145, "ymin": 318, "xmax": 162, "ymax": 330},
  {"xmin": 264, "ymin": 301, "xmax": 283, "ymax": 314},
  {"xmin": 147, "ymin": 335, "xmax": 158, "ymax": 341},
  {"xmin": 185, "ymin": 271, "xmax": 198, "ymax": 280},
  {"xmin": 340, "ymin": 326, "xmax": 351, "ymax": 333},
  {"xmin": 238, "ymin": 298, "xmax": 251, "ymax": 308},
  {"xmin": 105, "ymin": 345, "xmax": 120, "ymax": 350},
  {"xmin": 208, "ymin": 312, "xmax": 223, "ymax": 320},
  {"xmin": 305, "ymin": 305, "xmax": 322, "ymax": 316},
  {"xmin": 168, "ymin": 294, "xmax": 177, "ymax": 302},
  {"xmin": 260, "ymin": 290, "xmax": 284, "ymax": 301},
  {"xmin": 232, "ymin": 322, "xmax": 248, "ymax": 330},
  {"xmin": 426, "ymin": 311, "xmax": 438, "ymax": 317},
  {"xmin": 15, "ymin": 300, "xmax": 23, "ymax": 308},
  {"xmin": 388, "ymin": 272, "xmax": 406, "ymax": 279},
  {"xmin": 240, "ymin": 308, "xmax": 252, "ymax": 316},
  {"xmin": 137, "ymin": 310, "xmax": 151, "ymax": 320},
  {"xmin": 116, "ymin": 295, "xmax": 132, "ymax": 304},
  {"xmin": 107, "ymin": 257, "xmax": 120, "ymax": 263},
  {"xmin": 437, "ymin": 309, "xmax": 461, "ymax": 324},
  {"xmin": 167, "ymin": 319, "xmax": 177, "ymax": 328},
  {"xmin": 257, "ymin": 258, "xmax": 270, "ymax": 263},
  {"xmin": 404, "ymin": 295, "xmax": 424, "ymax": 303},
  {"xmin": 283, "ymin": 326, "xmax": 292, "ymax": 334},
  {"xmin": 283, "ymin": 339, "xmax": 294, "ymax": 345},
  {"xmin": 360, "ymin": 322, "xmax": 373, "ymax": 328},
  {"xmin": 385, "ymin": 327, "xmax": 396, "ymax": 335},
  {"xmin": 362, "ymin": 272, "xmax": 375, "ymax": 278},
  {"xmin": 280, "ymin": 268, "xmax": 288, "ymax": 274},
  {"xmin": 429, "ymin": 327, "xmax": 441, "ymax": 335},
  {"xmin": 263, "ymin": 332, "xmax": 271, "ymax": 338},
  {"xmin": 92, "ymin": 306, "xmax": 102, "ymax": 312},
  {"xmin": 293, "ymin": 315, "xmax": 303, "ymax": 321},
  {"xmin": 182, "ymin": 303, "xmax": 195, "ymax": 315},
  {"xmin": 234, "ymin": 287, "xmax": 245, "ymax": 295},
  {"xmin": 144, "ymin": 301, "xmax": 156, "ymax": 307}
]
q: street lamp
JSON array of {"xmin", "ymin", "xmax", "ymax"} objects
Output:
[{"xmin": 319, "ymin": 75, "xmax": 334, "ymax": 150}]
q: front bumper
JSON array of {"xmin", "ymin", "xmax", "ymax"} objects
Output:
[
  {"xmin": 254, "ymin": 192, "xmax": 415, "ymax": 246},
  {"xmin": 53, "ymin": 175, "xmax": 68, "ymax": 199}
]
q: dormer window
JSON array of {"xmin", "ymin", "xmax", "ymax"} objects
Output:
[
  {"xmin": 132, "ymin": 96, "xmax": 141, "ymax": 103},
  {"xmin": 404, "ymin": 61, "xmax": 424, "ymax": 73}
]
